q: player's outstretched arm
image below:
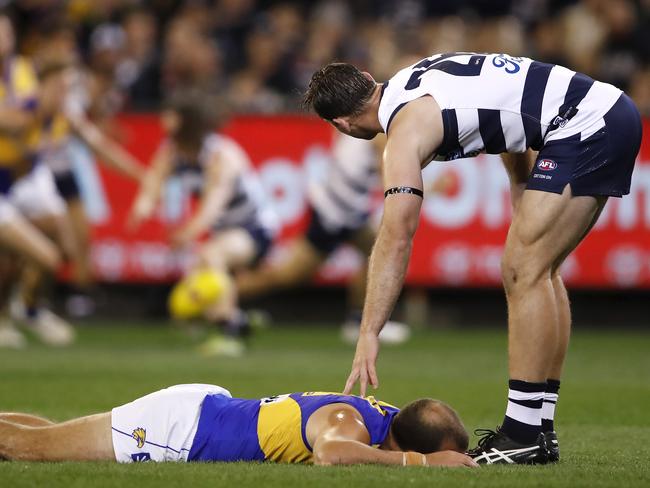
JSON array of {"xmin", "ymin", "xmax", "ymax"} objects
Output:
[
  {"xmin": 69, "ymin": 112, "xmax": 146, "ymax": 182},
  {"xmin": 170, "ymin": 148, "xmax": 238, "ymax": 248},
  {"xmin": 126, "ymin": 142, "xmax": 174, "ymax": 231},
  {"xmin": 344, "ymin": 97, "xmax": 444, "ymax": 397},
  {"xmin": 310, "ymin": 405, "xmax": 476, "ymax": 467}
]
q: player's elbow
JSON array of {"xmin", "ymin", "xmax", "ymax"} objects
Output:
[
  {"xmin": 313, "ymin": 440, "xmax": 355, "ymax": 466},
  {"xmin": 382, "ymin": 214, "xmax": 418, "ymax": 246},
  {"xmin": 312, "ymin": 443, "xmax": 339, "ymax": 466},
  {"xmin": 383, "ymin": 201, "xmax": 421, "ymax": 240}
]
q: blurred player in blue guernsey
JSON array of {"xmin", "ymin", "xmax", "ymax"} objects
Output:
[
  {"xmin": 0, "ymin": 384, "xmax": 476, "ymax": 467},
  {"xmin": 303, "ymin": 53, "xmax": 642, "ymax": 465}
]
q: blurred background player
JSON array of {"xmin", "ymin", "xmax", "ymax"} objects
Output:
[
  {"xmin": 237, "ymin": 133, "xmax": 411, "ymax": 344},
  {"xmin": 0, "ymin": 13, "xmax": 73, "ymax": 348},
  {"xmin": 237, "ymin": 132, "xmax": 455, "ymax": 344},
  {"xmin": 8, "ymin": 61, "xmax": 147, "ymax": 340},
  {"xmin": 25, "ymin": 18, "xmax": 146, "ymax": 318},
  {"xmin": 128, "ymin": 90, "xmax": 278, "ymax": 356}
]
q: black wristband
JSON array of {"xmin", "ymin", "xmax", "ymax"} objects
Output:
[{"xmin": 384, "ymin": 186, "xmax": 424, "ymax": 198}]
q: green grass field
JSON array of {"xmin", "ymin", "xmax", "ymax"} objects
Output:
[{"xmin": 1, "ymin": 322, "xmax": 649, "ymax": 487}]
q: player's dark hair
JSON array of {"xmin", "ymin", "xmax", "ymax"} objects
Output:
[
  {"xmin": 163, "ymin": 90, "xmax": 226, "ymax": 154},
  {"xmin": 391, "ymin": 399, "xmax": 469, "ymax": 453},
  {"xmin": 302, "ymin": 63, "xmax": 376, "ymax": 120},
  {"xmin": 37, "ymin": 61, "xmax": 72, "ymax": 81}
]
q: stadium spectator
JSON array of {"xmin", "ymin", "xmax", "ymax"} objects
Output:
[{"xmin": 2, "ymin": 0, "xmax": 647, "ymax": 113}]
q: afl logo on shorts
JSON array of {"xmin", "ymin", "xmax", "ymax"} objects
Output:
[{"xmin": 537, "ymin": 159, "xmax": 557, "ymax": 171}]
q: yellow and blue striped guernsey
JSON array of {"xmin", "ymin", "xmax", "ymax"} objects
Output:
[
  {"xmin": 0, "ymin": 56, "xmax": 38, "ymax": 163},
  {"xmin": 0, "ymin": 56, "xmax": 38, "ymax": 193},
  {"xmin": 188, "ymin": 392, "xmax": 400, "ymax": 463}
]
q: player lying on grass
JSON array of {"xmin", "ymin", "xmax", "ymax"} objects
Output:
[{"xmin": 0, "ymin": 383, "xmax": 477, "ymax": 467}]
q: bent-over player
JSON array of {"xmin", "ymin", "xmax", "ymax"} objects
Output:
[
  {"xmin": 303, "ymin": 53, "xmax": 642, "ymax": 464},
  {"xmin": 0, "ymin": 384, "xmax": 476, "ymax": 468}
]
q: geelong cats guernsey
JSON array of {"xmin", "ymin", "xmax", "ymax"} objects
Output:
[{"xmin": 378, "ymin": 52, "xmax": 622, "ymax": 161}]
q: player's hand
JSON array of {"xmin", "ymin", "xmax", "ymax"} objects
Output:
[
  {"xmin": 125, "ymin": 207, "xmax": 145, "ymax": 232},
  {"xmin": 343, "ymin": 331, "xmax": 380, "ymax": 397},
  {"xmin": 425, "ymin": 451, "xmax": 478, "ymax": 468},
  {"xmin": 170, "ymin": 228, "xmax": 192, "ymax": 249}
]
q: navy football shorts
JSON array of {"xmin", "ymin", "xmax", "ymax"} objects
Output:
[
  {"xmin": 305, "ymin": 205, "xmax": 366, "ymax": 256},
  {"xmin": 53, "ymin": 169, "xmax": 81, "ymax": 201},
  {"xmin": 527, "ymin": 93, "xmax": 642, "ymax": 198}
]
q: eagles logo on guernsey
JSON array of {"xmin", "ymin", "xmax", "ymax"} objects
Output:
[
  {"xmin": 378, "ymin": 52, "xmax": 622, "ymax": 161},
  {"xmin": 188, "ymin": 392, "xmax": 399, "ymax": 463}
]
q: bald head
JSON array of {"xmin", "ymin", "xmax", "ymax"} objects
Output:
[{"xmin": 391, "ymin": 399, "xmax": 469, "ymax": 453}]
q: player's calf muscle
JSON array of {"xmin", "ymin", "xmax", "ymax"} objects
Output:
[{"xmin": 0, "ymin": 413, "xmax": 114, "ymax": 461}]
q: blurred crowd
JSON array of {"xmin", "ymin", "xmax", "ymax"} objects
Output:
[{"xmin": 5, "ymin": 0, "xmax": 650, "ymax": 115}]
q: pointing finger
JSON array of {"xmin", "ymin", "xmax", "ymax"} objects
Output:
[{"xmin": 343, "ymin": 368, "xmax": 359, "ymax": 395}]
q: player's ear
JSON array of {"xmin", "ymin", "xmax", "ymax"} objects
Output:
[
  {"xmin": 330, "ymin": 117, "xmax": 351, "ymax": 133},
  {"xmin": 361, "ymin": 71, "xmax": 375, "ymax": 83}
]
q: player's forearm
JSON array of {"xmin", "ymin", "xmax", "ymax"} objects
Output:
[
  {"xmin": 313, "ymin": 439, "xmax": 414, "ymax": 466},
  {"xmin": 359, "ymin": 224, "xmax": 413, "ymax": 336},
  {"xmin": 74, "ymin": 118, "xmax": 144, "ymax": 181},
  {"xmin": 88, "ymin": 136, "xmax": 144, "ymax": 181},
  {"xmin": 0, "ymin": 108, "xmax": 34, "ymax": 134}
]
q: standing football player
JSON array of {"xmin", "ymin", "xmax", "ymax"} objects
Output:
[{"xmin": 303, "ymin": 53, "xmax": 642, "ymax": 464}]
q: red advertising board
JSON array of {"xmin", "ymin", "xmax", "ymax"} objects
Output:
[{"xmin": 83, "ymin": 114, "xmax": 650, "ymax": 288}]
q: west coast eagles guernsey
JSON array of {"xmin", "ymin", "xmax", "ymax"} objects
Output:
[
  {"xmin": 0, "ymin": 56, "xmax": 38, "ymax": 192},
  {"xmin": 378, "ymin": 52, "xmax": 622, "ymax": 161},
  {"xmin": 188, "ymin": 392, "xmax": 399, "ymax": 463}
]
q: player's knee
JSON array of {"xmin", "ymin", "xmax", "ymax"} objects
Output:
[
  {"xmin": 43, "ymin": 248, "xmax": 63, "ymax": 273},
  {"xmin": 501, "ymin": 251, "xmax": 551, "ymax": 294}
]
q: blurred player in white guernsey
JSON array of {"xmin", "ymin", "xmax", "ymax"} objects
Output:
[
  {"xmin": 236, "ymin": 132, "xmax": 410, "ymax": 345},
  {"xmin": 128, "ymin": 90, "xmax": 278, "ymax": 356},
  {"xmin": 303, "ymin": 53, "xmax": 642, "ymax": 465}
]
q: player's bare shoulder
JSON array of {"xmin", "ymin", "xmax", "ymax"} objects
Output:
[
  {"xmin": 384, "ymin": 96, "xmax": 444, "ymax": 168},
  {"xmin": 305, "ymin": 402, "xmax": 370, "ymax": 445}
]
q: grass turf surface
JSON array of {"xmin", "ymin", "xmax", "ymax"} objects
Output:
[{"xmin": 0, "ymin": 322, "xmax": 649, "ymax": 487}]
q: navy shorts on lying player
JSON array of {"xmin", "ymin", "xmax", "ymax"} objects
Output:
[{"xmin": 527, "ymin": 93, "xmax": 642, "ymax": 198}]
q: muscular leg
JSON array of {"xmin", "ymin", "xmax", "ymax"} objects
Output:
[
  {"xmin": 0, "ymin": 412, "xmax": 114, "ymax": 461},
  {"xmin": 497, "ymin": 186, "xmax": 606, "ymax": 445},
  {"xmin": 199, "ymin": 228, "xmax": 261, "ymax": 321},
  {"xmin": 0, "ymin": 413, "xmax": 54, "ymax": 427},
  {"xmin": 235, "ymin": 238, "xmax": 324, "ymax": 299},
  {"xmin": 15, "ymin": 213, "xmax": 77, "ymax": 317},
  {"xmin": 0, "ymin": 213, "xmax": 61, "ymax": 273},
  {"xmin": 546, "ymin": 201, "xmax": 605, "ymax": 381},
  {"xmin": 66, "ymin": 199, "xmax": 93, "ymax": 288},
  {"xmin": 548, "ymin": 274, "xmax": 571, "ymax": 380},
  {"xmin": 503, "ymin": 186, "xmax": 607, "ymax": 381}
]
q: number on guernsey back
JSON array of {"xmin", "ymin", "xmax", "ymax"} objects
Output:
[
  {"xmin": 405, "ymin": 53, "xmax": 486, "ymax": 90},
  {"xmin": 405, "ymin": 52, "xmax": 524, "ymax": 90},
  {"xmin": 260, "ymin": 394, "xmax": 290, "ymax": 405},
  {"xmin": 491, "ymin": 53, "xmax": 523, "ymax": 73}
]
